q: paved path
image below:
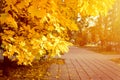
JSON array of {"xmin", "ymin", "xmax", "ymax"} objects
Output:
[{"xmin": 45, "ymin": 46, "xmax": 120, "ymax": 80}]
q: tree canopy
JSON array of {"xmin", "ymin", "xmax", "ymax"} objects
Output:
[{"xmin": 0, "ymin": 0, "xmax": 115, "ymax": 65}]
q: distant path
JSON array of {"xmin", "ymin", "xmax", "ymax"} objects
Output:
[{"xmin": 45, "ymin": 46, "xmax": 120, "ymax": 80}]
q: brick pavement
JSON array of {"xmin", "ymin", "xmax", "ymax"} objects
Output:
[{"xmin": 45, "ymin": 46, "xmax": 120, "ymax": 80}]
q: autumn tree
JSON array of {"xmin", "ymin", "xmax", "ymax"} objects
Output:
[
  {"xmin": 0, "ymin": 0, "xmax": 115, "ymax": 67},
  {"xmin": 84, "ymin": 0, "xmax": 120, "ymax": 51},
  {"xmin": 69, "ymin": 0, "xmax": 115, "ymax": 46},
  {"xmin": 99, "ymin": 0, "xmax": 120, "ymax": 51}
]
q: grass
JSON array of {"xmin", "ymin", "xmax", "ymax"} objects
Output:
[
  {"xmin": 82, "ymin": 46, "xmax": 120, "ymax": 55},
  {"xmin": 99, "ymin": 51, "xmax": 119, "ymax": 55},
  {"xmin": 111, "ymin": 58, "xmax": 120, "ymax": 65}
]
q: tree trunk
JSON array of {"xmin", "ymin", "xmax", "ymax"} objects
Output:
[{"xmin": 3, "ymin": 56, "xmax": 11, "ymax": 76}]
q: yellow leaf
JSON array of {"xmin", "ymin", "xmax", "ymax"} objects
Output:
[{"xmin": 0, "ymin": 14, "xmax": 18, "ymax": 28}]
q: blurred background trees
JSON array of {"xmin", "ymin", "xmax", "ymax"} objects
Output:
[{"xmin": 72, "ymin": 0, "xmax": 120, "ymax": 53}]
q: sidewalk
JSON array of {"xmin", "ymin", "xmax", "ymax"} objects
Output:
[{"xmin": 45, "ymin": 46, "xmax": 120, "ymax": 80}]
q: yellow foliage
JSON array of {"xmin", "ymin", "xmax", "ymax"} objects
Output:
[
  {"xmin": 0, "ymin": 14, "xmax": 18, "ymax": 29},
  {"xmin": 78, "ymin": 0, "xmax": 115, "ymax": 16},
  {"xmin": 0, "ymin": 0, "xmax": 115, "ymax": 65}
]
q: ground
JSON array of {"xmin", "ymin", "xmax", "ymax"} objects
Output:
[
  {"xmin": 0, "ymin": 46, "xmax": 120, "ymax": 80},
  {"xmin": 0, "ymin": 58, "xmax": 65, "ymax": 80}
]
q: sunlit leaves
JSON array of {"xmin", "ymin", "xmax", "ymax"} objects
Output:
[
  {"xmin": 28, "ymin": 6, "xmax": 46, "ymax": 18},
  {"xmin": 0, "ymin": 0, "xmax": 115, "ymax": 65},
  {"xmin": 0, "ymin": 13, "xmax": 18, "ymax": 29},
  {"xmin": 78, "ymin": 0, "xmax": 115, "ymax": 16}
]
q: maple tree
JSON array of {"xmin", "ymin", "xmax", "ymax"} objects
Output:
[{"xmin": 0, "ymin": 0, "xmax": 115, "ymax": 65}]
